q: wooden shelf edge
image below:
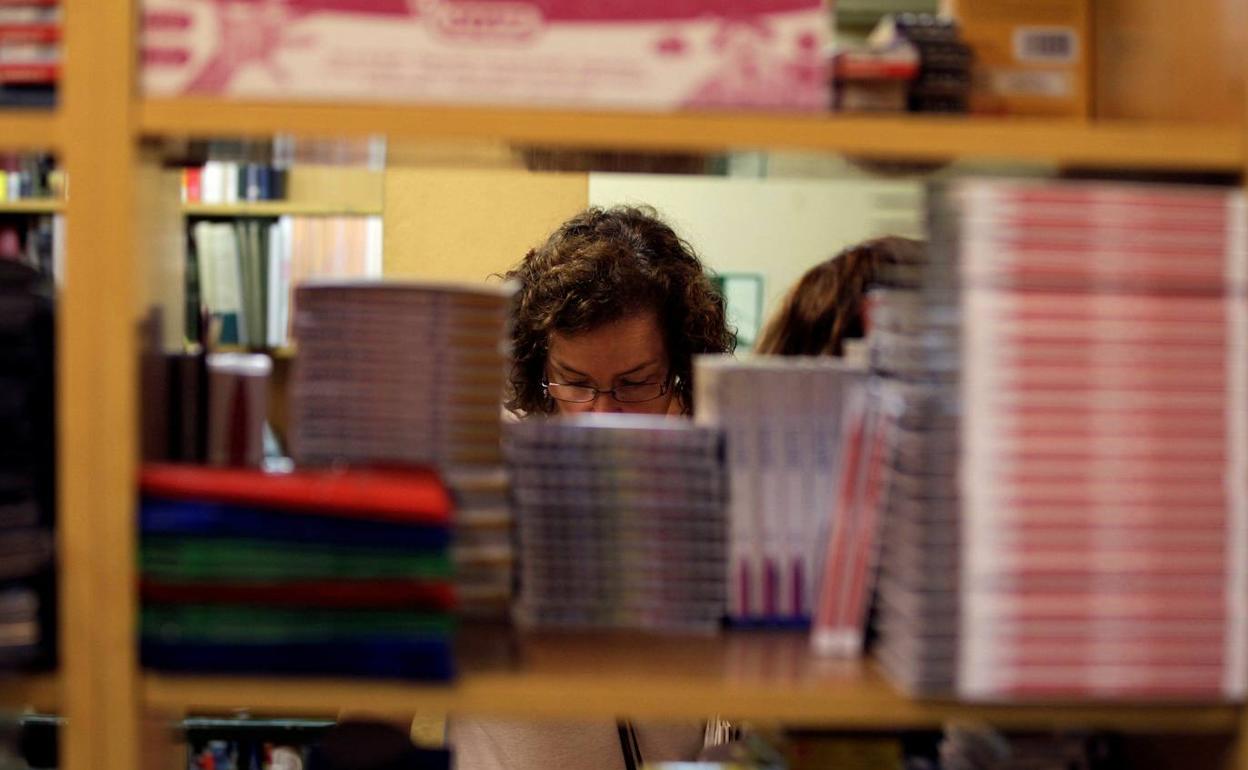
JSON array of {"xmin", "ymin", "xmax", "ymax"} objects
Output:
[
  {"xmin": 0, "ymin": 111, "xmax": 61, "ymax": 152},
  {"xmin": 138, "ymin": 99, "xmax": 1244, "ymax": 171},
  {"xmin": 139, "ymin": 671, "xmax": 1242, "ymax": 733},
  {"xmin": 182, "ymin": 203, "xmax": 382, "ymax": 218},
  {"xmin": 0, "ymin": 199, "xmax": 64, "ymax": 214},
  {"xmin": 0, "ymin": 673, "xmax": 59, "ymax": 713}
]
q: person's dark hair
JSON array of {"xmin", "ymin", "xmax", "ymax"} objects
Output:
[
  {"xmin": 756, "ymin": 237, "xmax": 923, "ymax": 357},
  {"xmin": 504, "ymin": 205, "xmax": 735, "ymax": 414}
]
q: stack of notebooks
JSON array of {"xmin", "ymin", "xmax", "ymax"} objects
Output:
[
  {"xmin": 507, "ymin": 416, "xmax": 728, "ymax": 633},
  {"xmin": 694, "ymin": 355, "xmax": 857, "ymax": 628},
  {"xmin": 138, "ymin": 464, "xmax": 457, "ymax": 680},
  {"xmin": 953, "ymin": 179, "xmax": 1248, "ymax": 700},
  {"xmin": 0, "ymin": 261, "xmax": 54, "ymax": 669},
  {"xmin": 0, "ymin": 0, "xmax": 58, "ymax": 108},
  {"xmin": 290, "ymin": 281, "xmax": 512, "ymax": 471},
  {"xmin": 868, "ymin": 215, "xmax": 962, "ymax": 695}
]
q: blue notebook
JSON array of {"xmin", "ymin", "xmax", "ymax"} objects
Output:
[
  {"xmin": 141, "ymin": 637, "xmax": 455, "ymax": 681},
  {"xmin": 140, "ymin": 498, "xmax": 451, "ymax": 549}
]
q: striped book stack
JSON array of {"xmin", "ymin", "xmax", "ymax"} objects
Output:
[{"xmin": 139, "ymin": 464, "xmax": 457, "ymax": 680}]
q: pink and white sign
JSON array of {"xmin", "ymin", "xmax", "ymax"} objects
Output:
[{"xmin": 142, "ymin": 0, "xmax": 831, "ymax": 111}]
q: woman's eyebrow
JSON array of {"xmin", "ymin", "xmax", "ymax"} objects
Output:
[
  {"xmin": 549, "ymin": 359, "xmax": 590, "ymax": 379},
  {"xmin": 612, "ymin": 360, "xmax": 659, "ymax": 379}
]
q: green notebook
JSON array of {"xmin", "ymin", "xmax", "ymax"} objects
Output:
[
  {"xmin": 140, "ymin": 537, "xmax": 453, "ymax": 581},
  {"xmin": 142, "ymin": 604, "xmax": 454, "ymax": 643}
]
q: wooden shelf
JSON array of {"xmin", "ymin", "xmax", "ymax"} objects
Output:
[
  {"xmin": 140, "ymin": 633, "xmax": 1240, "ymax": 732},
  {"xmin": 0, "ymin": 673, "xmax": 59, "ymax": 713},
  {"xmin": 0, "ymin": 199, "xmax": 63, "ymax": 214},
  {"xmin": 139, "ymin": 99, "xmax": 1244, "ymax": 171},
  {"xmin": 0, "ymin": 111, "xmax": 60, "ymax": 152},
  {"xmin": 183, "ymin": 202, "xmax": 382, "ymax": 218}
]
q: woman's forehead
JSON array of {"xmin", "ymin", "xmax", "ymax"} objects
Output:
[{"xmin": 548, "ymin": 312, "xmax": 667, "ymax": 378}]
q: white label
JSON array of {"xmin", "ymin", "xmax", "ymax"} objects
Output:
[{"xmin": 1013, "ymin": 27, "xmax": 1078, "ymax": 63}]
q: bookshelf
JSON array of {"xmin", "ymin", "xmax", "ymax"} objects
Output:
[
  {"xmin": 27, "ymin": 1, "xmax": 1248, "ymax": 770},
  {"xmin": 0, "ymin": 199, "xmax": 64, "ymax": 214},
  {"xmin": 141, "ymin": 634, "xmax": 1240, "ymax": 733},
  {"xmin": 140, "ymin": 99, "xmax": 1244, "ymax": 171}
]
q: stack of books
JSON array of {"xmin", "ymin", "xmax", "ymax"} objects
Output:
[
  {"xmin": 508, "ymin": 416, "xmax": 728, "ymax": 633},
  {"xmin": 0, "ymin": 0, "xmax": 58, "ymax": 108},
  {"xmin": 694, "ymin": 355, "xmax": 858, "ymax": 627},
  {"xmin": 952, "ymin": 179, "xmax": 1248, "ymax": 699},
  {"xmin": 289, "ymin": 281, "xmax": 512, "ymax": 471},
  {"xmin": 138, "ymin": 464, "xmax": 457, "ymax": 680},
  {"xmin": 868, "ymin": 210, "xmax": 962, "ymax": 694},
  {"xmin": 0, "ymin": 261, "xmax": 54, "ymax": 669}
]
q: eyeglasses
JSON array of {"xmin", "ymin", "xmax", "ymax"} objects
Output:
[{"xmin": 543, "ymin": 377, "xmax": 671, "ymax": 404}]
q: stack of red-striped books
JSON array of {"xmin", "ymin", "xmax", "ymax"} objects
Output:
[
  {"xmin": 0, "ymin": 0, "xmax": 58, "ymax": 107},
  {"xmin": 955, "ymin": 179, "xmax": 1248, "ymax": 700}
]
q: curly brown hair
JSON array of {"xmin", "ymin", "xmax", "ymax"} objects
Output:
[
  {"xmin": 504, "ymin": 205, "xmax": 735, "ymax": 414},
  {"xmin": 756, "ymin": 236, "xmax": 923, "ymax": 357}
]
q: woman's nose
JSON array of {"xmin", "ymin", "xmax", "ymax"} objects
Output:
[{"xmin": 588, "ymin": 393, "xmax": 623, "ymax": 413}]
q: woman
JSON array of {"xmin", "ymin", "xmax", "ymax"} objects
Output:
[
  {"xmin": 755, "ymin": 236, "xmax": 921, "ymax": 357},
  {"xmin": 504, "ymin": 205, "xmax": 735, "ymax": 417},
  {"xmin": 451, "ymin": 206, "xmax": 736, "ymax": 770}
]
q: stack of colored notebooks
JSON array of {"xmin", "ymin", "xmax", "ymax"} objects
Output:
[
  {"xmin": 507, "ymin": 415, "xmax": 727, "ymax": 633},
  {"xmin": 0, "ymin": 261, "xmax": 55, "ymax": 670},
  {"xmin": 289, "ymin": 281, "xmax": 512, "ymax": 471},
  {"xmin": 138, "ymin": 464, "xmax": 457, "ymax": 680},
  {"xmin": 867, "ymin": 229, "xmax": 962, "ymax": 696},
  {"xmin": 953, "ymin": 180, "xmax": 1248, "ymax": 700},
  {"xmin": 694, "ymin": 355, "xmax": 859, "ymax": 628}
]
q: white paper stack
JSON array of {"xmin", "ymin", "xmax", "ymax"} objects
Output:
[
  {"xmin": 507, "ymin": 415, "xmax": 727, "ymax": 633},
  {"xmin": 955, "ymin": 180, "xmax": 1248, "ymax": 700},
  {"xmin": 694, "ymin": 355, "xmax": 856, "ymax": 627},
  {"xmin": 290, "ymin": 280, "xmax": 513, "ymax": 470},
  {"xmin": 867, "ymin": 227, "xmax": 963, "ymax": 695}
]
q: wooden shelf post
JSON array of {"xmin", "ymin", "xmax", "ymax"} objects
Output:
[{"xmin": 59, "ymin": 1, "xmax": 142, "ymax": 770}]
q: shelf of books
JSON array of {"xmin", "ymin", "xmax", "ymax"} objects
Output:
[
  {"xmin": 139, "ymin": 100, "xmax": 1244, "ymax": 171},
  {"xmin": 140, "ymin": 636, "xmax": 1241, "ymax": 732}
]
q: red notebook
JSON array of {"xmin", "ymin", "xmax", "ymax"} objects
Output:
[
  {"xmin": 141, "ymin": 579, "xmax": 456, "ymax": 610},
  {"xmin": 140, "ymin": 464, "xmax": 452, "ymax": 524}
]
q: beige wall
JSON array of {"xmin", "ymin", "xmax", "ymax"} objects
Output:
[{"xmin": 383, "ymin": 167, "xmax": 588, "ymax": 283}]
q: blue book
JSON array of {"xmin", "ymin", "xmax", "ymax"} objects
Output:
[
  {"xmin": 140, "ymin": 497, "xmax": 451, "ymax": 550},
  {"xmin": 140, "ymin": 638, "xmax": 455, "ymax": 681}
]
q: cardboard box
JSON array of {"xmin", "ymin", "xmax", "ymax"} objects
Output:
[
  {"xmin": 142, "ymin": 0, "xmax": 831, "ymax": 112},
  {"xmin": 941, "ymin": 0, "xmax": 1091, "ymax": 117}
]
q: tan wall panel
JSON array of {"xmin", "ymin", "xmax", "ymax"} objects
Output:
[
  {"xmin": 1096, "ymin": 0, "xmax": 1247, "ymax": 122},
  {"xmin": 383, "ymin": 167, "xmax": 588, "ymax": 282}
]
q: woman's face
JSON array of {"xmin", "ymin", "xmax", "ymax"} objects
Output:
[{"xmin": 545, "ymin": 311, "xmax": 678, "ymax": 416}]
